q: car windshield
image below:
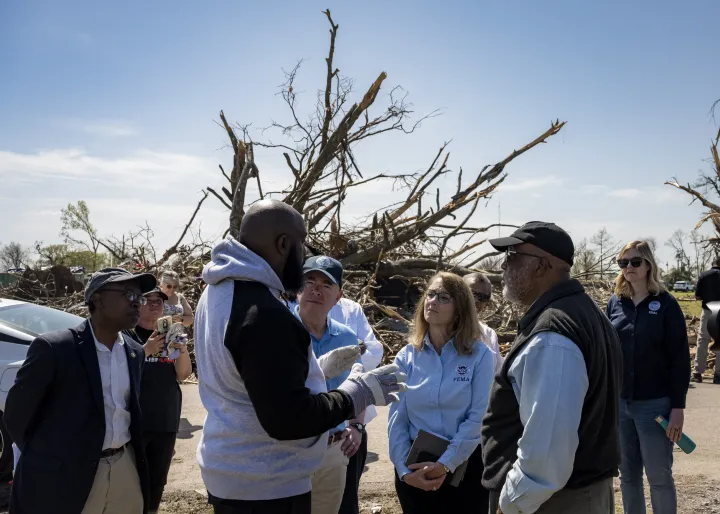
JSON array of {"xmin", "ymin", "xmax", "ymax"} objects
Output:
[{"xmin": 0, "ymin": 303, "xmax": 83, "ymax": 336}]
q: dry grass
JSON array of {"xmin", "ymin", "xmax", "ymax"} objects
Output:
[{"xmin": 672, "ymin": 291, "xmax": 702, "ymax": 319}]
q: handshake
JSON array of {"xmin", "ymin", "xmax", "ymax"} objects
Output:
[{"xmin": 316, "ymin": 342, "xmax": 407, "ymax": 418}]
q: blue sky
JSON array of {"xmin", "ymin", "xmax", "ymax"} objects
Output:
[{"xmin": 1, "ymin": 0, "xmax": 719, "ymax": 268}]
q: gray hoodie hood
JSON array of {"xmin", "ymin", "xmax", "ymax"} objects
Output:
[{"xmin": 202, "ymin": 236, "xmax": 284, "ymax": 296}]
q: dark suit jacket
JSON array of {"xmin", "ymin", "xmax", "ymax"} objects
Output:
[{"xmin": 4, "ymin": 320, "xmax": 149, "ymax": 514}]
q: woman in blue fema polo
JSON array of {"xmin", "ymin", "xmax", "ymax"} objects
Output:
[
  {"xmin": 388, "ymin": 272, "xmax": 495, "ymax": 513},
  {"xmin": 605, "ymin": 240, "xmax": 690, "ymax": 514}
]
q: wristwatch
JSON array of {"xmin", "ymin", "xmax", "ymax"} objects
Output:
[
  {"xmin": 442, "ymin": 464, "xmax": 451, "ymax": 475},
  {"xmin": 349, "ymin": 422, "xmax": 366, "ymax": 432}
]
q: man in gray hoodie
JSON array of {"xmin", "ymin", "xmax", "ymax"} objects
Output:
[{"xmin": 194, "ymin": 200, "xmax": 405, "ymax": 514}]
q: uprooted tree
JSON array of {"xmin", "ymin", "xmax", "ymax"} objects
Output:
[
  {"xmin": 5, "ymin": 10, "xmax": 569, "ymax": 359},
  {"xmin": 207, "ymin": 9, "xmax": 565, "ymax": 313}
]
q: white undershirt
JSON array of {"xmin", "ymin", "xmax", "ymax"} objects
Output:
[{"xmin": 90, "ymin": 323, "xmax": 132, "ymax": 450}]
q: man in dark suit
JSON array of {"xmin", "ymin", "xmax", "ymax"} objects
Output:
[{"xmin": 4, "ymin": 267, "xmax": 156, "ymax": 514}]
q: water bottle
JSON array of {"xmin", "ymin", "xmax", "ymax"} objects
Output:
[{"xmin": 655, "ymin": 416, "xmax": 696, "ymax": 454}]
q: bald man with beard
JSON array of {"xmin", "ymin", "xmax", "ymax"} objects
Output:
[
  {"xmin": 480, "ymin": 222, "xmax": 623, "ymax": 514},
  {"xmin": 193, "ymin": 200, "xmax": 406, "ymax": 514}
]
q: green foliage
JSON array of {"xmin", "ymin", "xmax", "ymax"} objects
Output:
[
  {"xmin": 65, "ymin": 250, "xmax": 108, "ymax": 270},
  {"xmin": 60, "ymin": 200, "xmax": 102, "ymax": 270},
  {"xmin": 663, "ymin": 267, "xmax": 694, "ymax": 285}
]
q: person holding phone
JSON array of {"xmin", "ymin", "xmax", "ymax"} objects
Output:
[
  {"xmin": 131, "ymin": 287, "xmax": 193, "ymax": 514},
  {"xmin": 606, "ymin": 240, "xmax": 690, "ymax": 514},
  {"xmin": 388, "ymin": 272, "xmax": 495, "ymax": 514},
  {"xmin": 160, "ymin": 270, "xmax": 194, "ymax": 327}
]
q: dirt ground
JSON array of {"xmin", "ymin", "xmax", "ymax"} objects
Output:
[
  {"xmin": 1, "ymin": 382, "xmax": 718, "ymax": 513},
  {"xmin": 158, "ymin": 383, "xmax": 720, "ymax": 514}
]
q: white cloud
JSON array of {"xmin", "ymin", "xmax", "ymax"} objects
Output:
[
  {"xmin": 609, "ymin": 188, "xmax": 641, "ymax": 198},
  {"xmin": 607, "ymin": 187, "xmax": 676, "ymax": 202},
  {"xmin": 502, "ymin": 176, "xmax": 563, "ymax": 191},
  {"xmin": 56, "ymin": 118, "xmax": 137, "ymax": 137},
  {"xmin": 0, "ymin": 148, "xmax": 213, "ymax": 189}
]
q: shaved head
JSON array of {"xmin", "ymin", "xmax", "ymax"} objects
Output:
[{"xmin": 239, "ymin": 200, "xmax": 307, "ymax": 291}]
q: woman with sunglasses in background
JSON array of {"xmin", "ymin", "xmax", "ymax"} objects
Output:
[
  {"xmin": 160, "ymin": 270, "xmax": 194, "ymax": 327},
  {"xmin": 389, "ymin": 272, "xmax": 495, "ymax": 514},
  {"xmin": 463, "ymin": 273, "xmax": 503, "ymax": 372},
  {"xmin": 605, "ymin": 240, "xmax": 690, "ymax": 514}
]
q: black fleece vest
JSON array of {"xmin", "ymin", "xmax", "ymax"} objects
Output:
[{"xmin": 481, "ymin": 280, "xmax": 622, "ymax": 491}]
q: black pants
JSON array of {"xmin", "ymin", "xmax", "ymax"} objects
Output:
[
  {"xmin": 338, "ymin": 430, "xmax": 368, "ymax": 514},
  {"xmin": 143, "ymin": 431, "xmax": 178, "ymax": 511},
  {"xmin": 208, "ymin": 492, "xmax": 311, "ymax": 514},
  {"xmin": 394, "ymin": 446, "xmax": 488, "ymax": 514}
]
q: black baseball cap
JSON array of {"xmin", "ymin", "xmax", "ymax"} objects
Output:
[
  {"xmin": 303, "ymin": 255, "xmax": 343, "ymax": 286},
  {"xmin": 489, "ymin": 221, "xmax": 575, "ymax": 266},
  {"xmin": 84, "ymin": 267, "xmax": 157, "ymax": 304},
  {"xmin": 144, "ymin": 287, "xmax": 168, "ymax": 301}
]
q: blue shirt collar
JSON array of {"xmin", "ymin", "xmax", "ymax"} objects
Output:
[
  {"xmin": 293, "ymin": 303, "xmax": 342, "ymax": 338},
  {"xmin": 422, "ymin": 333, "xmax": 456, "ymax": 353}
]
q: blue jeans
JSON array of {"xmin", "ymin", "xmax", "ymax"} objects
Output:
[{"xmin": 619, "ymin": 397, "xmax": 676, "ymax": 514}]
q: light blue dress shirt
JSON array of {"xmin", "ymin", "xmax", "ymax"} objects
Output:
[
  {"xmin": 293, "ymin": 305, "xmax": 360, "ymax": 433},
  {"xmin": 500, "ymin": 331, "xmax": 589, "ymax": 514},
  {"xmin": 388, "ymin": 335, "xmax": 495, "ymax": 477}
]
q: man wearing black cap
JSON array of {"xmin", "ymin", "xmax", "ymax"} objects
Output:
[
  {"xmin": 481, "ymin": 222, "xmax": 623, "ymax": 514},
  {"xmin": 5, "ymin": 267, "xmax": 154, "ymax": 514}
]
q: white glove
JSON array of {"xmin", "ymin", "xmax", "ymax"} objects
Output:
[
  {"xmin": 337, "ymin": 363, "xmax": 407, "ymax": 418},
  {"xmin": 317, "ymin": 345, "xmax": 362, "ymax": 379}
]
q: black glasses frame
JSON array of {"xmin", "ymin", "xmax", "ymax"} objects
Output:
[
  {"xmin": 504, "ymin": 249, "xmax": 553, "ymax": 269},
  {"xmin": 472, "ymin": 292, "xmax": 491, "ymax": 303},
  {"xmin": 102, "ymin": 289, "xmax": 147, "ymax": 305},
  {"xmin": 427, "ymin": 290, "xmax": 453, "ymax": 305},
  {"xmin": 617, "ymin": 257, "xmax": 646, "ymax": 269}
]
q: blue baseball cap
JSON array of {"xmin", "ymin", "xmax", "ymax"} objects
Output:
[{"xmin": 303, "ymin": 255, "xmax": 343, "ymax": 286}]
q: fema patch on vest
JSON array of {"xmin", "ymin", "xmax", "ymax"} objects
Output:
[
  {"xmin": 454, "ymin": 365, "xmax": 470, "ymax": 382},
  {"xmin": 649, "ymin": 300, "xmax": 661, "ymax": 314}
]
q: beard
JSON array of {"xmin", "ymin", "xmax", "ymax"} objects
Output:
[
  {"xmin": 281, "ymin": 244, "xmax": 304, "ymax": 293},
  {"xmin": 502, "ymin": 262, "xmax": 535, "ymax": 305}
]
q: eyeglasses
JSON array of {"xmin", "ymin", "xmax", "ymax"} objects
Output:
[
  {"xmin": 504, "ymin": 249, "xmax": 553, "ymax": 269},
  {"xmin": 427, "ymin": 290, "xmax": 453, "ymax": 304},
  {"xmin": 164, "ymin": 284, "xmax": 175, "ymax": 290},
  {"xmin": 617, "ymin": 257, "xmax": 645, "ymax": 269},
  {"xmin": 472, "ymin": 292, "xmax": 491, "ymax": 303},
  {"xmin": 103, "ymin": 289, "xmax": 147, "ymax": 305}
]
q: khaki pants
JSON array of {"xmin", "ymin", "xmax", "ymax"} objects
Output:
[
  {"xmin": 82, "ymin": 446, "xmax": 143, "ymax": 514},
  {"xmin": 311, "ymin": 439, "xmax": 349, "ymax": 514},
  {"xmin": 694, "ymin": 308, "xmax": 717, "ymax": 376}
]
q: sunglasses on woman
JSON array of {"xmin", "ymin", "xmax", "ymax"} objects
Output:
[{"xmin": 617, "ymin": 257, "xmax": 645, "ymax": 269}]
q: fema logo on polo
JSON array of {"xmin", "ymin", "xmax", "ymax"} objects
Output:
[
  {"xmin": 454, "ymin": 365, "xmax": 470, "ymax": 382},
  {"xmin": 649, "ymin": 301, "xmax": 661, "ymax": 314}
]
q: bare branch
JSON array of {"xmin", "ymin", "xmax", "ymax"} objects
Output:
[
  {"xmin": 229, "ymin": 143, "xmax": 255, "ymax": 238},
  {"xmin": 436, "ymin": 194, "xmax": 482, "ymax": 271}
]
